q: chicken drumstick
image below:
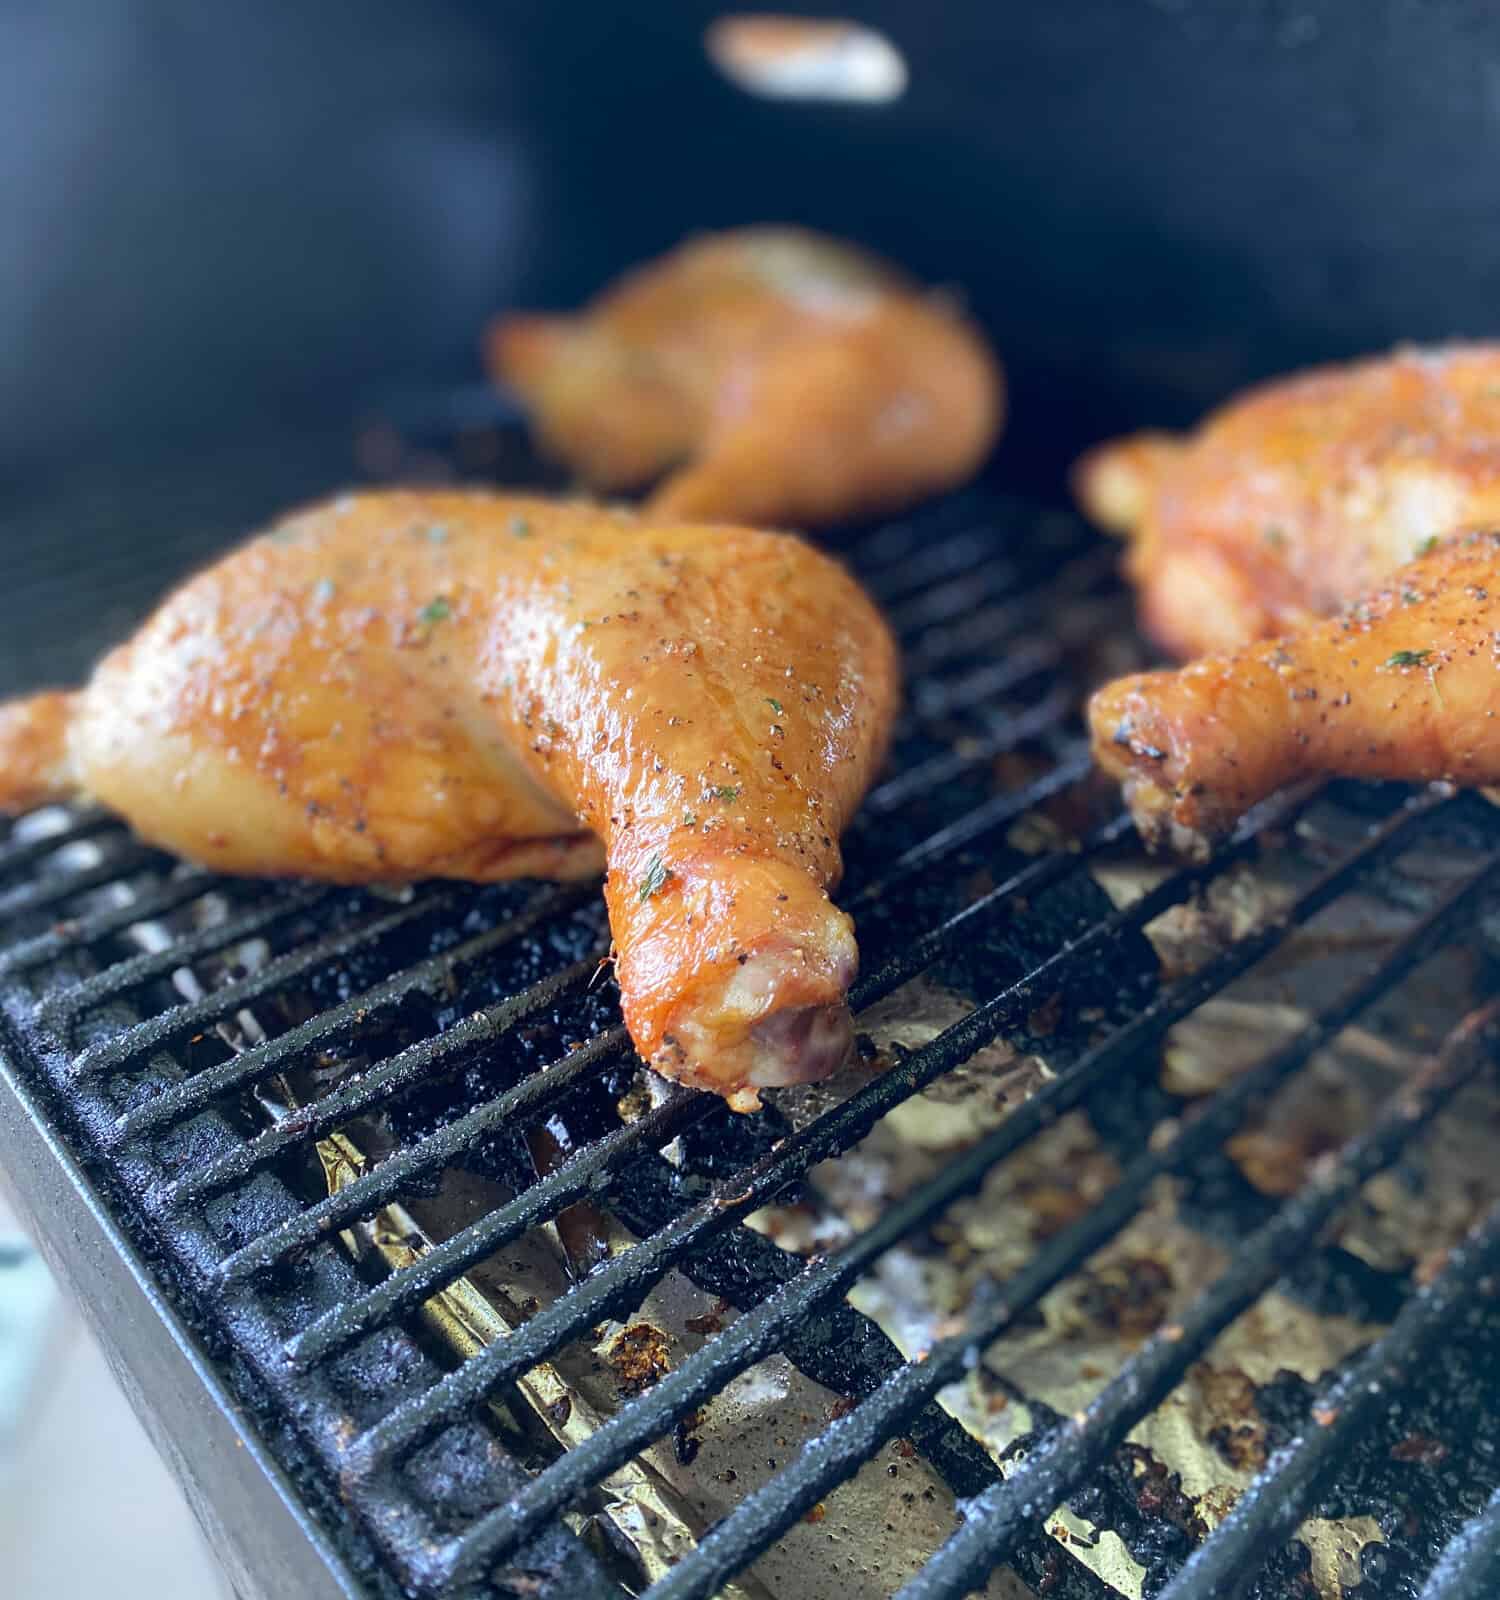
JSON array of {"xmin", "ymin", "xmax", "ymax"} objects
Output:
[
  {"xmin": 1091, "ymin": 528, "xmax": 1500, "ymax": 854},
  {"xmin": 0, "ymin": 491, "xmax": 899, "ymax": 1110}
]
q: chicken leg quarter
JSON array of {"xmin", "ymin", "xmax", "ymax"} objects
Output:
[
  {"xmin": 0, "ymin": 491, "xmax": 899, "ymax": 1110},
  {"xmin": 489, "ymin": 226, "xmax": 1003, "ymax": 530}
]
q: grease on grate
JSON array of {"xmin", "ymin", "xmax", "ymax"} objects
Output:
[
  {"xmin": 741, "ymin": 812, "xmax": 1500, "ymax": 1598},
  {"xmin": 153, "ymin": 788, "xmax": 1500, "ymax": 1600}
]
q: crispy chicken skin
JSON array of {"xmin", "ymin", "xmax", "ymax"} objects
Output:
[
  {"xmin": 1074, "ymin": 345, "xmax": 1500, "ymax": 659},
  {"xmin": 1091, "ymin": 528, "xmax": 1500, "ymax": 853},
  {"xmin": 0, "ymin": 491, "xmax": 899, "ymax": 1110},
  {"xmin": 489, "ymin": 226, "xmax": 1003, "ymax": 528}
]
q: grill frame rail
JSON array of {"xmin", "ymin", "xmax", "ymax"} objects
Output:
[
  {"xmin": 0, "ymin": 979, "xmax": 378, "ymax": 1600},
  {"xmin": 2, "ymin": 480, "xmax": 1500, "ymax": 1600}
]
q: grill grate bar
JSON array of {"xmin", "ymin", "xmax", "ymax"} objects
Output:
[
  {"xmin": 881, "ymin": 535, "xmax": 1091, "ymax": 632},
  {"xmin": 1418, "ymin": 1485, "xmax": 1500, "ymax": 1600},
  {"xmin": 431, "ymin": 791, "xmax": 1452, "ymax": 1587},
  {"xmin": 4, "ymin": 872, "xmax": 633, "ymax": 1589},
  {"xmin": 851, "ymin": 742, "xmax": 1090, "ymax": 905},
  {"xmin": 116, "ymin": 884, "xmax": 595, "ymax": 1140},
  {"xmin": 896, "ymin": 992, "xmax": 1500, "ymax": 1600},
  {"xmin": 901, "ymin": 546, "xmax": 1116, "ymax": 667},
  {"xmin": 611, "ymin": 830, "xmax": 1500, "ymax": 1600},
  {"xmin": 1158, "ymin": 1185, "xmax": 1500, "ymax": 1600},
  {"xmin": 72, "ymin": 889, "xmax": 460, "ymax": 1072},
  {"xmin": 37, "ymin": 883, "xmax": 329, "ymax": 1024},
  {"xmin": 178, "ymin": 952, "xmax": 603, "ymax": 1220},
  {"xmin": 0, "ymin": 810, "xmax": 116, "ymax": 877},
  {"xmin": 850, "ymin": 805, "xmax": 1136, "ymax": 1014},
  {"xmin": 901, "ymin": 638, "xmax": 1062, "ymax": 725},
  {"xmin": 885, "ymin": 545, "xmax": 1082, "ymax": 636},
  {"xmin": 236, "ymin": 1083, "xmax": 708, "ymax": 1290},
  {"xmin": 0, "ymin": 869, "xmax": 219, "ymax": 977},
  {"xmin": 284, "ymin": 1024, "xmax": 632, "ymax": 1367},
  {"xmin": 902, "ymin": 595, "xmax": 1040, "ymax": 673},
  {"xmin": 885, "ymin": 565, "xmax": 1023, "ymax": 633},
  {"xmin": 346, "ymin": 788, "xmax": 1305, "ymax": 1483},
  {"xmin": 0, "ymin": 843, "xmax": 166, "ymax": 921},
  {"xmin": 863, "ymin": 533, "xmax": 1007, "ymax": 605},
  {"xmin": 845, "ymin": 492, "xmax": 1012, "ymax": 571},
  {"xmin": 865, "ymin": 687, "xmax": 1074, "ymax": 814},
  {"xmin": 852, "ymin": 500, "xmax": 999, "ymax": 570}
]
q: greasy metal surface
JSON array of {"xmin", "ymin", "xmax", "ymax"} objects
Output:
[
  {"xmin": 3, "ymin": 446, "xmax": 1500, "ymax": 1600},
  {"xmin": 1155, "ymin": 1193, "xmax": 1500, "ymax": 1600},
  {"xmin": 0, "ymin": 824, "xmax": 623, "ymax": 1600}
]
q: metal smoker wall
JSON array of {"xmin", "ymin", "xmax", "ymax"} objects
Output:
[{"xmin": 5, "ymin": 2, "xmax": 1500, "ymax": 487}]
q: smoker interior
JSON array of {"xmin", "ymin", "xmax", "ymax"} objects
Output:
[{"xmin": 3, "ymin": 411, "xmax": 1500, "ymax": 1600}]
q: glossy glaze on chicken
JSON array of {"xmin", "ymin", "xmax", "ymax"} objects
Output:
[
  {"xmin": 0, "ymin": 491, "xmax": 899, "ymax": 1109},
  {"xmin": 489, "ymin": 226, "xmax": 1003, "ymax": 529}
]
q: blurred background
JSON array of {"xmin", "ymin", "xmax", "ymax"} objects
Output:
[
  {"xmin": 5, "ymin": 3, "xmax": 1500, "ymax": 1595},
  {"xmin": 7, "ymin": 2, "xmax": 1500, "ymax": 692}
]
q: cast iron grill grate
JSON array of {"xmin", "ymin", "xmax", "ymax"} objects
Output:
[{"xmin": 3, "ymin": 442, "xmax": 1500, "ymax": 1600}]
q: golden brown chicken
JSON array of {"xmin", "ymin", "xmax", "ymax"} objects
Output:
[
  {"xmin": 1090, "ymin": 528, "xmax": 1500, "ymax": 853},
  {"xmin": 489, "ymin": 226, "xmax": 1003, "ymax": 528},
  {"xmin": 0, "ymin": 491, "xmax": 899, "ymax": 1110},
  {"xmin": 1074, "ymin": 344, "xmax": 1500, "ymax": 659}
]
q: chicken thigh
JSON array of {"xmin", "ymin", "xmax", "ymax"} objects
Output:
[
  {"xmin": 0, "ymin": 491, "xmax": 899, "ymax": 1109},
  {"xmin": 489, "ymin": 226, "xmax": 1003, "ymax": 529},
  {"xmin": 1075, "ymin": 344, "xmax": 1500, "ymax": 658},
  {"xmin": 1090, "ymin": 528, "xmax": 1500, "ymax": 853}
]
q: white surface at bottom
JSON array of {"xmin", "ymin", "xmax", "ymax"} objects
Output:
[{"xmin": 0, "ymin": 1196, "xmax": 229, "ymax": 1599}]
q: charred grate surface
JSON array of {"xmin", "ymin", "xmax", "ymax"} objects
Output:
[{"xmin": 3, "ymin": 435, "xmax": 1500, "ymax": 1600}]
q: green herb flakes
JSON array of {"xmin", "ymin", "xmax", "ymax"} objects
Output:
[
  {"xmin": 1416, "ymin": 535, "xmax": 1440, "ymax": 557},
  {"xmin": 714, "ymin": 786, "xmax": 741, "ymax": 803},
  {"xmin": 1262, "ymin": 525, "xmax": 1286, "ymax": 548},
  {"xmin": 1401, "ymin": 587, "xmax": 1421, "ymax": 605},
  {"xmin": 638, "ymin": 853, "xmax": 672, "ymax": 903},
  {"xmin": 510, "ymin": 516, "xmax": 532, "ymax": 538},
  {"xmin": 1382, "ymin": 649, "xmax": 1431, "ymax": 669},
  {"xmin": 418, "ymin": 596, "xmax": 452, "ymax": 626},
  {"xmin": 765, "ymin": 697, "xmax": 784, "ymax": 715}
]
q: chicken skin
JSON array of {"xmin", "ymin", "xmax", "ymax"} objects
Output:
[
  {"xmin": 1091, "ymin": 528, "xmax": 1500, "ymax": 853},
  {"xmin": 488, "ymin": 226, "xmax": 1003, "ymax": 529},
  {"xmin": 1075, "ymin": 344, "xmax": 1500, "ymax": 659},
  {"xmin": 0, "ymin": 491, "xmax": 899, "ymax": 1110}
]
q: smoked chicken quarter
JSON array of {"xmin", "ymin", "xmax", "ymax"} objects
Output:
[
  {"xmin": 0, "ymin": 491, "xmax": 900, "ymax": 1110},
  {"xmin": 489, "ymin": 226, "xmax": 1004, "ymax": 530}
]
